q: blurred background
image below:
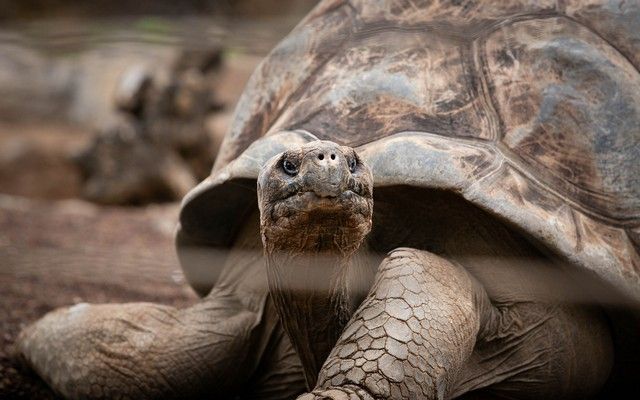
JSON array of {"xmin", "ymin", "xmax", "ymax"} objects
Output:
[{"xmin": 0, "ymin": 1, "xmax": 316, "ymax": 397}]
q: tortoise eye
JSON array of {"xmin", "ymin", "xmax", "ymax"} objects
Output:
[
  {"xmin": 282, "ymin": 159, "xmax": 298, "ymax": 176},
  {"xmin": 348, "ymin": 157, "xmax": 357, "ymax": 173}
]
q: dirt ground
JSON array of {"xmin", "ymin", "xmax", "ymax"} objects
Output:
[
  {"xmin": 0, "ymin": 39, "xmax": 262, "ymax": 398},
  {"xmin": 0, "ymin": 195, "xmax": 198, "ymax": 398}
]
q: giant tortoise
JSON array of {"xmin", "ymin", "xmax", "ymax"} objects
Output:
[{"xmin": 17, "ymin": 0, "xmax": 640, "ymax": 399}]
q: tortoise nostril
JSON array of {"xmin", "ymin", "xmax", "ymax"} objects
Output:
[
  {"xmin": 330, "ymin": 154, "xmax": 336, "ymax": 160},
  {"xmin": 318, "ymin": 154, "xmax": 324, "ymax": 160}
]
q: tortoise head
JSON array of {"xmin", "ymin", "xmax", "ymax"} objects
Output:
[
  {"xmin": 257, "ymin": 140, "xmax": 374, "ymax": 385},
  {"xmin": 257, "ymin": 140, "xmax": 374, "ymax": 256}
]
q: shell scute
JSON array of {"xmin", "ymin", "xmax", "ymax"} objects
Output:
[
  {"xmin": 272, "ymin": 30, "xmax": 490, "ymax": 145},
  {"xmin": 484, "ymin": 16, "xmax": 640, "ymax": 224}
]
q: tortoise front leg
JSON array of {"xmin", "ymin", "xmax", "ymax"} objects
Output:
[
  {"xmin": 298, "ymin": 248, "xmax": 492, "ymax": 400},
  {"xmin": 17, "ymin": 290, "xmax": 306, "ymax": 399}
]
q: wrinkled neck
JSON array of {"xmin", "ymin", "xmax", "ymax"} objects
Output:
[{"xmin": 264, "ymin": 238, "xmax": 372, "ymax": 389}]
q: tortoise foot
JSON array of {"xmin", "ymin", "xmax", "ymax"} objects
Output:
[{"xmin": 298, "ymin": 385, "xmax": 374, "ymax": 400}]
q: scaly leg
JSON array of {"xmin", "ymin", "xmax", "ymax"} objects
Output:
[
  {"xmin": 298, "ymin": 247, "xmax": 490, "ymax": 399},
  {"xmin": 17, "ymin": 210, "xmax": 307, "ymax": 399},
  {"xmin": 17, "ymin": 288, "xmax": 306, "ymax": 399},
  {"xmin": 298, "ymin": 247, "xmax": 613, "ymax": 400},
  {"xmin": 18, "ymin": 289, "xmax": 308, "ymax": 400}
]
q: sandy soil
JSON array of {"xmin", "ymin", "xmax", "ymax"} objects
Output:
[{"xmin": 0, "ymin": 195, "xmax": 198, "ymax": 398}]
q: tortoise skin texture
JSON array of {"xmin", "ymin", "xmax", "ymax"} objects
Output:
[
  {"xmin": 252, "ymin": 142, "xmax": 614, "ymax": 400},
  {"xmin": 16, "ymin": 1, "xmax": 639, "ymax": 399}
]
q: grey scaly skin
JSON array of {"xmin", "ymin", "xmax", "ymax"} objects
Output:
[
  {"xmin": 15, "ymin": 0, "xmax": 640, "ymax": 394},
  {"xmin": 257, "ymin": 141, "xmax": 614, "ymax": 400},
  {"xmin": 17, "ymin": 140, "xmax": 615, "ymax": 399},
  {"xmin": 17, "ymin": 213, "xmax": 307, "ymax": 400}
]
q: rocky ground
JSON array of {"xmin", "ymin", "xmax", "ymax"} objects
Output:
[
  {"xmin": 0, "ymin": 22, "xmax": 266, "ymax": 399},
  {"xmin": 0, "ymin": 2, "xmax": 316, "ymax": 395},
  {"xmin": 0, "ymin": 195, "xmax": 199, "ymax": 398}
]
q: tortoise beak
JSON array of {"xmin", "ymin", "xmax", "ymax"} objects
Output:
[{"xmin": 299, "ymin": 142, "xmax": 350, "ymax": 198}]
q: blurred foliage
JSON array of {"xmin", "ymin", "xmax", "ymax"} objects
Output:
[{"xmin": 134, "ymin": 16, "xmax": 174, "ymax": 35}]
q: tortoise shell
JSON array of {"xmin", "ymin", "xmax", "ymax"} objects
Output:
[{"xmin": 177, "ymin": 0, "xmax": 640, "ymax": 301}]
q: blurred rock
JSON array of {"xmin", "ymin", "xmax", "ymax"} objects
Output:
[
  {"xmin": 0, "ymin": 42, "xmax": 176, "ymax": 128},
  {"xmin": 205, "ymin": 111, "xmax": 233, "ymax": 159},
  {"xmin": 214, "ymin": 53, "xmax": 263, "ymax": 106},
  {"xmin": 202, "ymin": 53, "xmax": 262, "ymax": 158},
  {"xmin": 75, "ymin": 47, "xmax": 229, "ymax": 205},
  {"xmin": 69, "ymin": 45, "xmax": 176, "ymax": 130},
  {"xmin": 114, "ymin": 64, "xmax": 153, "ymax": 115},
  {"xmin": 0, "ymin": 44, "xmax": 76, "ymax": 124},
  {"xmin": 0, "ymin": 122, "xmax": 87, "ymax": 200},
  {"xmin": 76, "ymin": 116, "xmax": 197, "ymax": 205},
  {"xmin": 0, "ymin": 25, "xmax": 262, "ymax": 205}
]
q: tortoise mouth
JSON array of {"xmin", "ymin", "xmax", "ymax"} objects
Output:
[
  {"xmin": 271, "ymin": 189, "xmax": 372, "ymax": 221},
  {"xmin": 289, "ymin": 189, "xmax": 366, "ymax": 208},
  {"xmin": 263, "ymin": 187, "xmax": 373, "ymax": 254}
]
